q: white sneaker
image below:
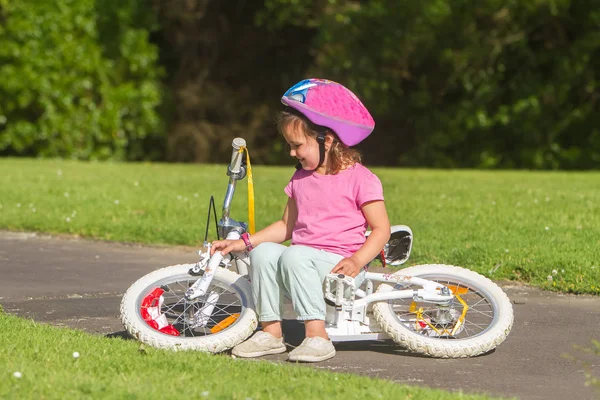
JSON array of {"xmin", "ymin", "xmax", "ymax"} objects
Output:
[
  {"xmin": 231, "ymin": 331, "xmax": 286, "ymax": 358},
  {"xmin": 288, "ymin": 336, "xmax": 336, "ymax": 362}
]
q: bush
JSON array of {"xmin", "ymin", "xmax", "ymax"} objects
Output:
[{"xmin": 0, "ymin": 0, "xmax": 163, "ymax": 160}]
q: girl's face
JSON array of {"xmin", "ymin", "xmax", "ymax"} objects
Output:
[{"xmin": 282, "ymin": 123, "xmax": 326, "ymax": 172}]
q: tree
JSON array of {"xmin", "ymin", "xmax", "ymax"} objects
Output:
[
  {"xmin": 0, "ymin": 0, "xmax": 163, "ymax": 160},
  {"xmin": 258, "ymin": 0, "xmax": 600, "ymax": 169}
]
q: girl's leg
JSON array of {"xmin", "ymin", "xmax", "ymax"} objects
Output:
[
  {"xmin": 261, "ymin": 320, "xmax": 282, "ymax": 338},
  {"xmin": 249, "ymin": 242, "xmax": 288, "ymax": 335},
  {"xmin": 304, "ymin": 319, "xmax": 327, "ymax": 338},
  {"xmin": 278, "ymin": 245, "xmax": 352, "ymax": 362},
  {"xmin": 277, "ymin": 245, "xmax": 344, "ymax": 337},
  {"xmin": 231, "ymin": 242, "xmax": 288, "ymax": 358},
  {"xmin": 278, "ymin": 245, "xmax": 368, "ymax": 362}
]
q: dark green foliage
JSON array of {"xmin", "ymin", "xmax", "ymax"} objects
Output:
[
  {"xmin": 259, "ymin": 0, "xmax": 600, "ymax": 169},
  {"xmin": 0, "ymin": 0, "xmax": 598, "ymax": 168},
  {"xmin": 0, "ymin": 0, "xmax": 163, "ymax": 160},
  {"xmin": 151, "ymin": 0, "xmax": 315, "ymax": 164}
]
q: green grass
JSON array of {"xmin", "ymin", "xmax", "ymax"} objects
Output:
[
  {"xmin": 1, "ymin": 157, "xmax": 599, "ymax": 294},
  {"xmin": 0, "ymin": 312, "xmax": 500, "ymax": 400}
]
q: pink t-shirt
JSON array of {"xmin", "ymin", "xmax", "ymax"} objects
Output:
[{"xmin": 284, "ymin": 163, "xmax": 384, "ymax": 258}]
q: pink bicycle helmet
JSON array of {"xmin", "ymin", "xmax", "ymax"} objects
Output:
[{"xmin": 281, "ymin": 78, "xmax": 375, "ymax": 146}]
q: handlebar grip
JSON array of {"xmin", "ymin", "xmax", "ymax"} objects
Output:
[{"xmin": 229, "ymin": 138, "xmax": 246, "ymax": 174}]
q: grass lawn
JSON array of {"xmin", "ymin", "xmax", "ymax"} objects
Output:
[
  {"xmin": 1, "ymin": 157, "xmax": 598, "ymax": 294},
  {"xmin": 0, "ymin": 311, "xmax": 501, "ymax": 400}
]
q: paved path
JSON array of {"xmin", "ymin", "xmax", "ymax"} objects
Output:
[{"xmin": 1, "ymin": 231, "xmax": 599, "ymax": 400}]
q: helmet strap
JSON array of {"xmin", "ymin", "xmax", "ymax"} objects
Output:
[
  {"xmin": 314, "ymin": 131, "xmax": 326, "ymax": 171},
  {"xmin": 294, "ymin": 131, "xmax": 326, "ymax": 171}
]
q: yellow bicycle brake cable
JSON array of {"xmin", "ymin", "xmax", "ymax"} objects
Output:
[{"xmin": 239, "ymin": 146, "xmax": 255, "ymax": 234}]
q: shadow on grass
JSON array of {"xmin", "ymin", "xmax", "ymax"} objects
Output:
[{"xmin": 106, "ymin": 330, "xmax": 133, "ymax": 340}]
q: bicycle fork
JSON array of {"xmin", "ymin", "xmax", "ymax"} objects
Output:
[{"xmin": 182, "ymin": 232, "xmax": 243, "ymax": 328}]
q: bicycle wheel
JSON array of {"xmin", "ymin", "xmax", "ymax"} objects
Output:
[
  {"xmin": 120, "ymin": 264, "xmax": 257, "ymax": 352},
  {"xmin": 372, "ymin": 264, "xmax": 513, "ymax": 358}
]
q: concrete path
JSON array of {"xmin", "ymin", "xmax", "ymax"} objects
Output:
[{"xmin": 1, "ymin": 231, "xmax": 599, "ymax": 400}]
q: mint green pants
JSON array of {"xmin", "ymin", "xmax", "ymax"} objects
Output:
[{"xmin": 249, "ymin": 242, "xmax": 365, "ymax": 322}]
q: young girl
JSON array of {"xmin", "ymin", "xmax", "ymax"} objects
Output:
[{"xmin": 211, "ymin": 78, "xmax": 390, "ymax": 363}]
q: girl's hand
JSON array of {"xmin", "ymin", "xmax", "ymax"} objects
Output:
[
  {"xmin": 210, "ymin": 239, "xmax": 246, "ymax": 255},
  {"xmin": 331, "ymin": 256, "xmax": 363, "ymax": 278}
]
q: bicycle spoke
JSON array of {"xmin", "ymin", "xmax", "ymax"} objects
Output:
[
  {"xmin": 387, "ymin": 275, "xmax": 497, "ymax": 340},
  {"xmin": 141, "ymin": 275, "xmax": 245, "ymax": 338}
]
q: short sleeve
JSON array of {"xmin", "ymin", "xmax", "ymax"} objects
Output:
[
  {"xmin": 284, "ymin": 179, "xmax": 293, "ymax": 198},
  {"xmin": 285, "ymin": 169, "xmax": 303, "ymax": 198},
  {"xmin": 356, "ymin": 169, "xmax": 384, "ymax": 207}
]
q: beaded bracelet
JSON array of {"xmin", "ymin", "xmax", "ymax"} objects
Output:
[{"xmin": 241, "ymin": 232, "xmax": 253, "ymax": 252}]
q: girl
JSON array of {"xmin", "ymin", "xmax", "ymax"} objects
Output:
[{"xmin": 211, "ymin": 78, "xmax": 390, "ymax": 362}]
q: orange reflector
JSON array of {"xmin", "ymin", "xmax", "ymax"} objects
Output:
[
  {"xmin": 447, "ymin": 285, "xmax": 469, "ymax": 295},
  {"xmin": 210, "ymin": 313, "xmax": 240, "ymax": 333}
]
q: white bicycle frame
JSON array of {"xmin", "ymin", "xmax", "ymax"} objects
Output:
[{"xmin": 184, "ymin": 138, "xmax": 457, "ymax": 342}]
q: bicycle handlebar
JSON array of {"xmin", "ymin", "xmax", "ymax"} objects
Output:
[{"xmin": 229, "ymin": 138, "xmax": 246, "ymax": 175}]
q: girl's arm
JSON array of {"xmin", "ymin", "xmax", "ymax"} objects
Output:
[
  {"xmin": 331, "ymin": 200, "xmax": 391, "ymax": 277},
  {"xmin": 248, "ymin": 197, "xmax": 297, "ymax": 247},
  {"xmin": 210, "ymin": 197, "xmax": 297, "ymax": 255}
]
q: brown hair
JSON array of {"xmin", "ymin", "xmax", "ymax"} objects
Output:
[{"xmin": 276, "ymin": 110, "xmax": 361, "ymax": 174}]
